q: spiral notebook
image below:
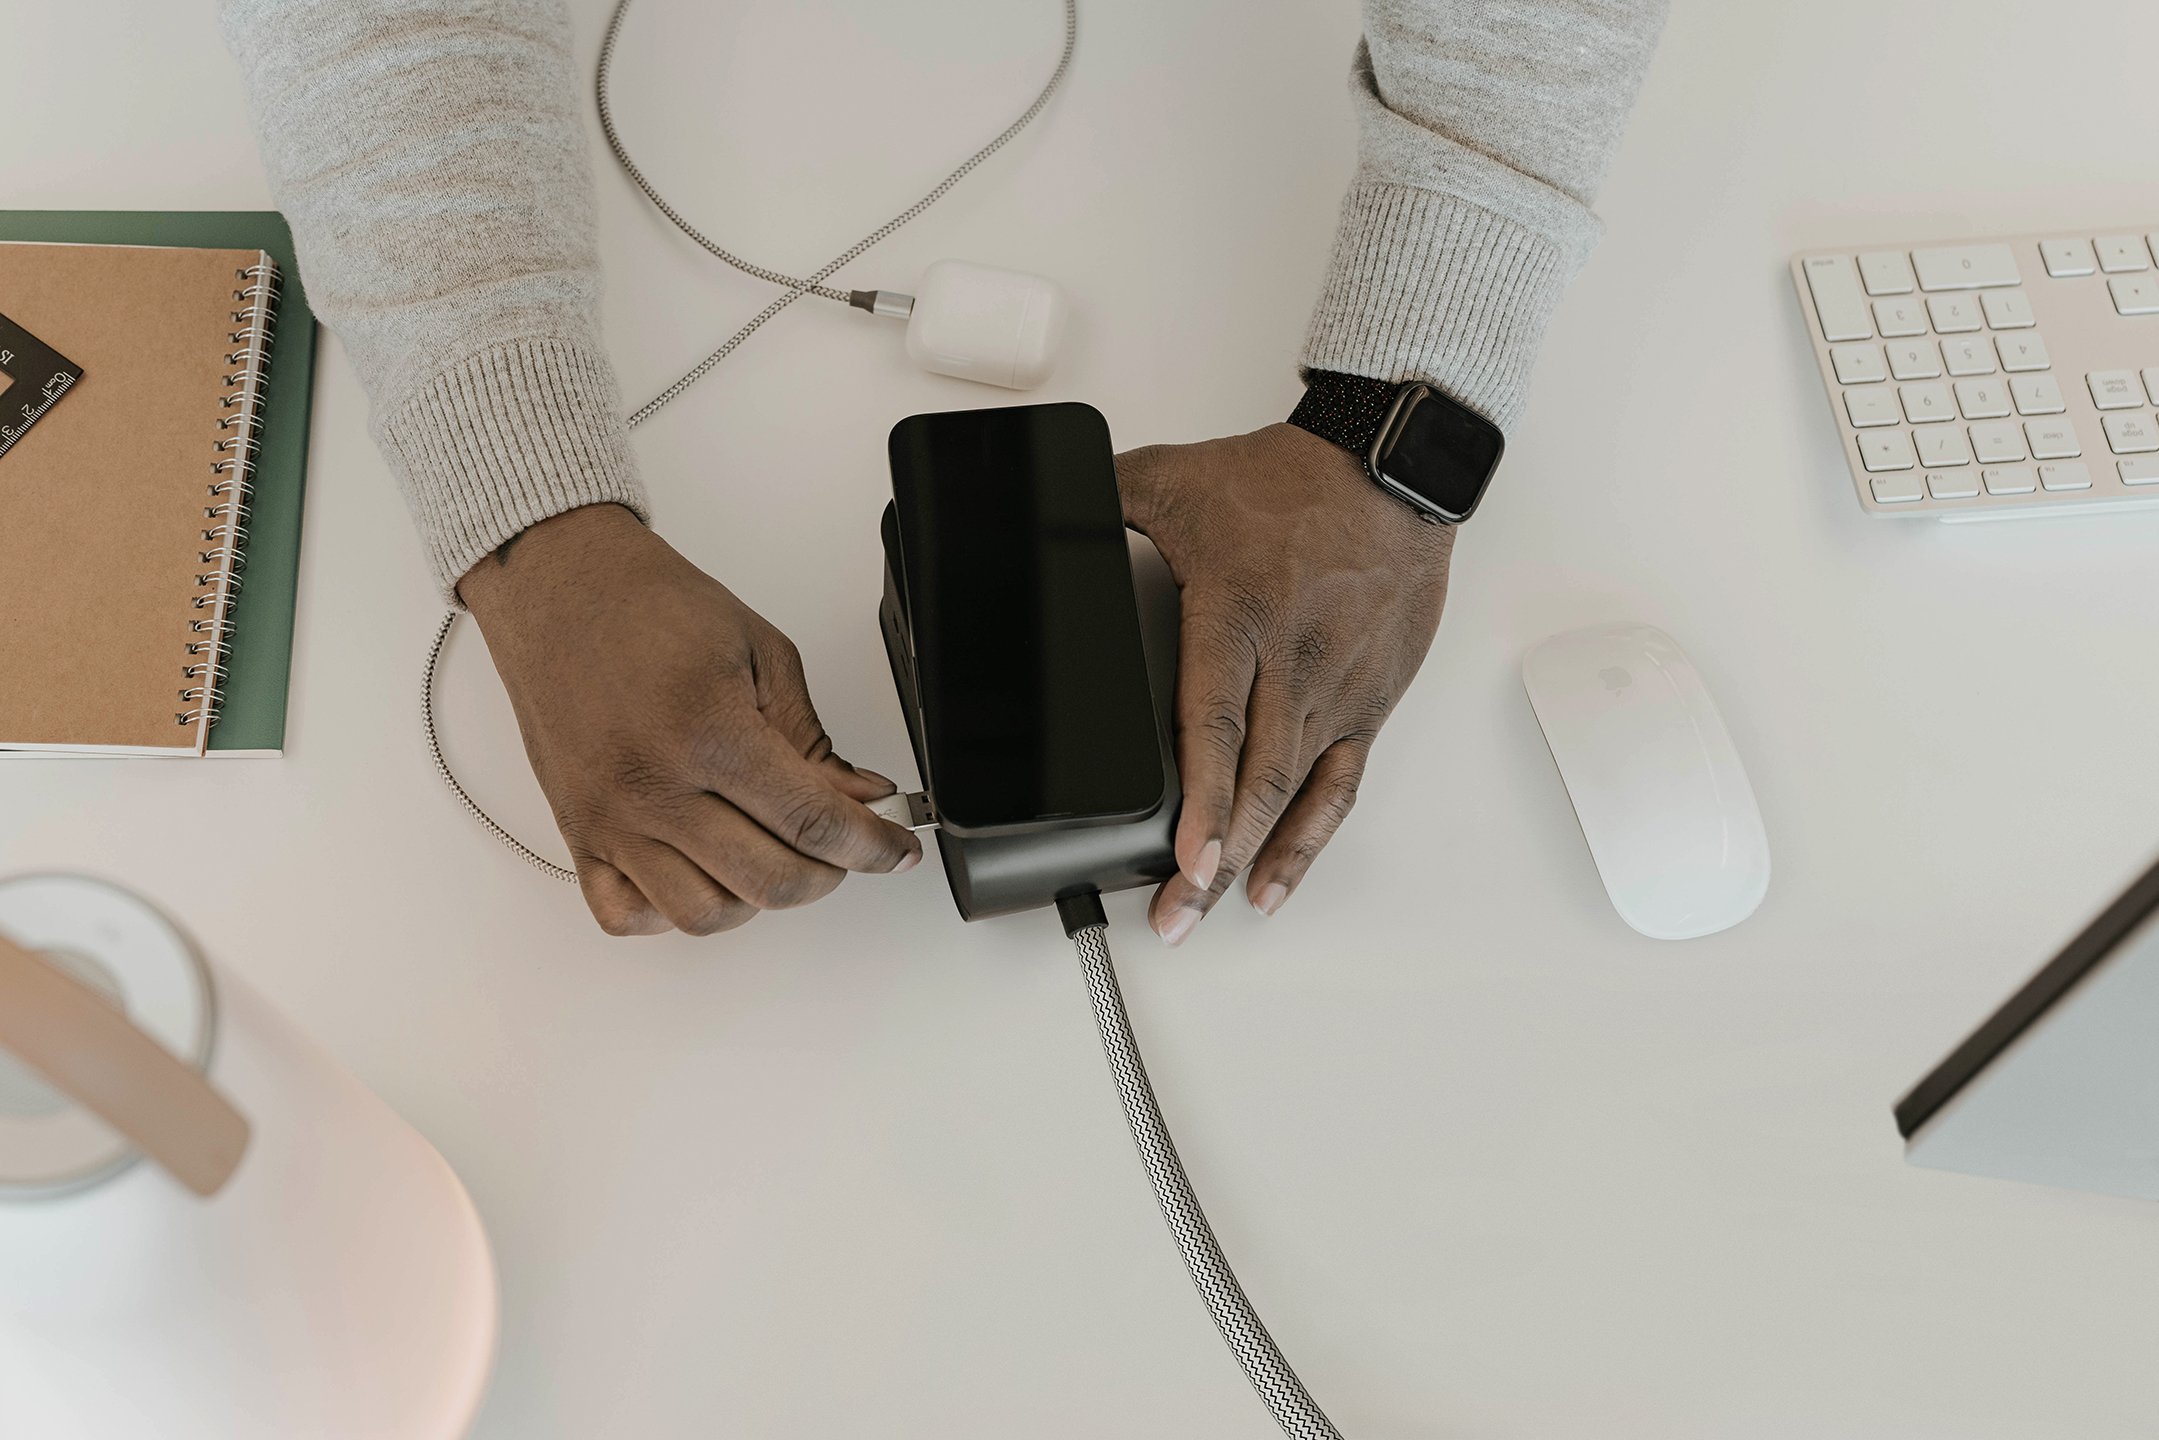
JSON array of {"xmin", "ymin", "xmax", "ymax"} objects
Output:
[{"xmin": 0, "ymin": 228, "xmax": 303, "ymax": 755}]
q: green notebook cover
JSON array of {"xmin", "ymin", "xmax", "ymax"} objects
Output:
[{"xmin": 0, "ymin": 211, "xmax": 316, "ymax": 755}]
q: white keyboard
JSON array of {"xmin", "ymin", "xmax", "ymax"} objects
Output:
[{"xmin": 1793, "ymin": 231, "xmax": 2159, "ymax": 519}]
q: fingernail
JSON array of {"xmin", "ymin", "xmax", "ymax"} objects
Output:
[
  {"xmin": 894, "ymin": 849, "xmax": 921, "ymax": 874},
  {"xmin": 1157, "ymin": 906, "xmax": 1200, "ymax": 947},
  {"xmin": 854, "ymin": 766, "xmax": 895, "ymax": 790},
  {"xmin": 1252, "ymin": 882, "xmax": 1288, "ymax": 917},
  {"xmin": 1187, "ymin": 839, "xmax": 1221, "ymax": 892}
]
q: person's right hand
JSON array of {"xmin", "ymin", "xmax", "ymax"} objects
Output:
[{"xmin": 457, "ymin": 503, "xmax": 921, "ymax": 937}]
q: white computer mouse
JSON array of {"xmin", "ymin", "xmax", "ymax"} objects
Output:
[{"xmin": 1521, "ymin": 624, "xmax": 1770, "ymax": 940}]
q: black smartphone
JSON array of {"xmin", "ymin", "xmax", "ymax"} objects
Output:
[{"xmin": 887, "ymin": 401, "xmax": 1165, "ymax": 838}]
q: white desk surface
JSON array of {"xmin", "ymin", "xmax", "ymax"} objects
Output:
[{"xmin": 9, "ymin": 0, "xmax": 2159, "ymax": 1434}]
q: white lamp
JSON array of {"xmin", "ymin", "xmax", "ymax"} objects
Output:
[{"xmin": 0, "ymin": 874, "xmax": 498, "ymax": 1439}]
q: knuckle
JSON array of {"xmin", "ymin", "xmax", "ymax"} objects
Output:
[
  {"xmin": 779, "ymin": 793, "xmax": 854, "ymax": 859},
  {"xmin": 591, "ymin": 900, "xmax": 655, "ymax": 937},
  {"xmin": 1219, "ymin": 581, "xmax": 1281, "ymax": 642},
  {"xmin": 1199, "ymin": 713, "xmax": 1245, "ymax": 763},
  {"xmin": 1319, "ymin": 773, "xmax": 1361, "ymax": 826},
  {"xmin": 1290, "ymin": 626, "xmax": 1331, "ymax": 675},
  {"xmin": 679, "ymin": 897, "xmax": 752, "ymax": 937},
  {"xmin": 1244, "ymin": 758, "xmax": 1301, "ymax": 809},
  {"xmin": 741, "ymin": 858, "xmax": 834, "ymax": 911}
]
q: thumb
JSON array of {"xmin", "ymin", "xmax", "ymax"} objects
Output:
[
  {"xmin": 1113, "ymin": 443, "xmax": 1178, "ymax": 534},
  {"xmin": 752, "ymin": 629, "xmax": 889, "ymax": 797},
  {"xmin": 820, "ymin": 754, "xmax": 898, "ymax": 802}
]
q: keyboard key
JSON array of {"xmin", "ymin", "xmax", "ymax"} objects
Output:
[
  {"xmin": 1926, "ymin": 294, "xmax": 1982, "ymax": 333},
  {"xmin": 1888, "ymin": 340, "xmax": 1942, "ymax": 379},
  {"xmin": 1980, "ymin": 289, "xmax": 2034, "ymax": 329},
  {"xmin": 1954, "ymin": 378, "xmax": 2012, "ymax": 418},
  {"xmin": 2102, "ymin": 412, "xmax": 2159, "ymax": 453},
  {"xmin": 1941, "ymin": 337, "xmax": 1996, "ymax": 376},
  {"xmin": 2039, "ymin": 461, "xmax": 2092, "ymax": 491},
  {"xmin": 2088, "ymin": 370, "xmax": 2143, "ymax": 408},
  {"xmin": 1859, "ymin": 429, "xmax": 1917, "ymax": 471},
  {"xmin": 1927, "ymin": 468, "xmax": 1979, "ymax": 498},
  {"xmin": 1901, "ymin": 382, "xmax": 1955, "ymax": 422},
  {"xmin": 1873, "ymin": 297, "xmax": 1928, "ymax": 337},
  {"xmin": 1996, "ymin": 332, "xmax": 2050, "ymax": 371},
  {"xmin": 1803, "ymin": 255, "xmax": 1872, "ymax": 341},
  {"xmin": 1917, "ymin": 428, "xmax": 1973, "ymax": 467},
  {"xmin": 2119, "ymin": 456, "xmax": 2159, "ymax": 485},
  {"xmin": 2040, "ymin": 238, "xmax": 2096, "ymax": 276},
  {"xmin": 1845, "ymin": 389, "xmax": 1900, "ymax": 427},
  {"xmin": 2109, "ymin": 275, "xmax": 2159, "ymax": 315},
  {"xmin": 2097, "ymin": 236, "xmax": 2150, "ymax": 273},
  {"xmin": 2011, "ymin": 373, "xmax": 2065, "ymax": 414},
  {"xmin": 1871, "ymin": 473, "xmax": 1925, "ymax": 503},
  {"xmin": 1969, "ymin": 421, "xmax": 2027, "ymax": 463},
  {"xmin": 1859, "ymin": 251, "xmax": 1916, "ymax": 295},
  {"xmin": 1913, "ymin": 243, "xmax": 2019, "ymax": 290},
  {"xmin": 1831, "ymin": 344, "xmax": 1887, "ymax": 384},
  {"xmin": 1983, "ymin": 465, "xmax": 2037, "ymax": 495},
  {"xmin": 2026, "ymin": 419, "xmax": 2081, "ymax": 459}
]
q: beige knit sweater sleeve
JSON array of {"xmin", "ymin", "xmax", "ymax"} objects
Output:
[
  {"xmin": 221, "ymin": 0, "xmax": 1666, "ymax": 595},
  {"xmin": 220, "ymin": 0, "xmax": 648, "ymax": 598},
  {"xmin": 1302, "ymin": 0, "xmax": 1670, "ymax": 430}
]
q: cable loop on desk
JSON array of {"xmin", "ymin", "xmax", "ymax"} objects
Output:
[
  {"xmin": 594, "ymin": 0, "xmax": 1077, "ymax": 426},
  {"xmin": 423, "ymin": 612, "xmax": 580, "ymax": 886}
]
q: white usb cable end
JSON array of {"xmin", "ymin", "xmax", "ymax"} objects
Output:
[{"xmin": 867, "ymin": 789, "xmax": 938, "ymax": 832}]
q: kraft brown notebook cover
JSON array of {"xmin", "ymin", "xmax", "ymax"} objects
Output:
[{"xmin": 0, "ymin": 243, "xmax": 277, "ymax": 754}]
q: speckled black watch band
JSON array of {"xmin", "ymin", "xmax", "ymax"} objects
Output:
[{"xmin": 1286, "ymin": 369, "xmax": 1401, "ymax": 462}]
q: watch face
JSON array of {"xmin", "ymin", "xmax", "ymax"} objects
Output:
[{"xmin": 1373, "ymin": 386, "xmax": 1505, "ymax": 523}]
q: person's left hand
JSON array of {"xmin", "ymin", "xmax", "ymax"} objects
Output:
[{"xmin": 1116, "ymin": 422, "xmax": 1455, "ymax": 944}]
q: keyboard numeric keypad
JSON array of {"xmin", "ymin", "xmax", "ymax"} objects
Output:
[
  {"xmin": 1926, "ymin": 294, "xmax": 1983, "ymax": 333},
  {"xmin": 1942, "ymin": 337, "xmax": 1996, "ymax": 375},
  {"xmin": 1916, "ymin": 428, "xmax": 1972, "ymax": 467},
  {"xmin": 1979, "ymin": 289, "xmax": 2034, "ymax": 329},
  {"xmin": 1969, "ymin": 421, "xmax": 2027, "ymax": 463},
  {"xmin": 1887, "ymin": 340, "xmax": 1941, "ymax": 379},
  {"xmin": 1953, "ymin": 378, "xmax": 2011, "ymax": 418},
  {"xmin": 1901, "ymin": 383, "xmax": 1954, "ymax": 422},
  {"xmin": 1831, "ymin": 344, "xmax": 1887, "ymax": 384},
  {"xmin": 1801, "ymin": 232, "xmax": 2159, "ymax": 513},
  {"xmin": 2040, "ymin": 238, "xmax": 2095, "ymax": 276},
  {"xmin": 1997, "ymin": 333, "xmax": 2050, "ymax": 371},
  {"xmin": 2026, "ymin": 419, "xmax": 2082, "ymax": 459},
  {"xmin": 2097, "ymin": 236, "xmax": 2150, "ymax": 273},
  {"xmin": 2010, "ymin": 374, "xmax": 2065, "ymax": 414}
]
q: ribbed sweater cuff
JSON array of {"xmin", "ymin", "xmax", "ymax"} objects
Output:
[
  {"xmin": 374, "ymin": 337, "xmax": 651, "ymax": 600},
  {"xmin": 1301, "ymin": 183, "xmax": 1577, "ymax": 433}
]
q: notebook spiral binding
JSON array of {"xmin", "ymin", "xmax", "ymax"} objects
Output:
[{"xmin": 178, "ymin": 261, "xmax": 281, "ymax": 731}]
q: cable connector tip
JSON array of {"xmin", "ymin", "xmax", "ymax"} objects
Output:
[
  {"xmin": 1056, "ymin": 889, "xmax": 1107, "ymax": 938},
  {"xmin": 849, "ymin": 289, "xmax": 916, "ymax": 319},
  {"xmin": 866, "ymin": 789, "xmax": 938, "ymax": 832}
]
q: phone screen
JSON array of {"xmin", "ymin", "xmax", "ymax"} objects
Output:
[{"xmin": 889, "ymin": 402, "xmax": 1165, "ymax": 836}]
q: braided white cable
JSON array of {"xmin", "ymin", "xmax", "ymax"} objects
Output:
[
  {"xmin": 597, "ymin": 0, "xmax": 1080, "ymax": 427},
  {"xmin": 427, "ymin": 0, "xmax": 1078, "ymax": 879},
  {"xmin": 1072, "ymin": 924, "xmax": 1347, "ymax": 1439},
  {"xmin": 424, "ymin": 612, "xmax": 578, "ymax": 884}
]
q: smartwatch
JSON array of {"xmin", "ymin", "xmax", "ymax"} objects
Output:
[{"xmin": 1288, "ymin": 369, "xmax": 1505, "ymax": 525}]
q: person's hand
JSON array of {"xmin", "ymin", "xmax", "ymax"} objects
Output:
[
  {"xmin": 1116, "ymin": 423, "xmax": 1453, "ymax": 944},
  {"xmin": 457, "ymin": 504, "xmax": 921, "ymax": 936}
]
